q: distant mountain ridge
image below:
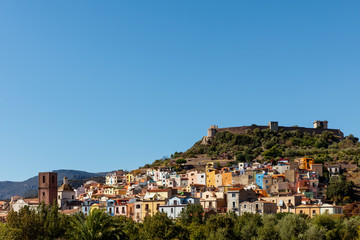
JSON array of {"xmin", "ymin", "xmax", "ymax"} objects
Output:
[{"xmin": 0, "ymin": 169, "xmax": 108, "ymax": 200}]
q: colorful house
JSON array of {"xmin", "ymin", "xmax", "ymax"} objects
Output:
[
  {"xmin": 159, "ymin": 195, "xmax": 200, "ymax": 219},
  {"xmin": 295, "ymin": 204, "xmax": 320, "ymax": 217}
]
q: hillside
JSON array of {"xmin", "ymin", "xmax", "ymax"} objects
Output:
[
  {"xmin": 144, "ymin": 128, "xmax": 360, "ymax": 171},
  {"xmin": 0, "ymin": 169, "xmax": 107, "ymax": 200},
  {"xmin": 182, "ymin": 128, "xmax": 360, "ymax": 163}
]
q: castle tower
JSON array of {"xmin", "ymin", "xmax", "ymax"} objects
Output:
[
  {"xmin": 207, "ymin": 125, "xmax": 218, "ymax": 138},
  {"xmin": 38, "ymin": 172, "xmax": 58, "ymax": 205},
  {"xmin": 268, "ymin": 121, "xmax": 278, "ymax": 131},
  {"xmin": 313, "ymin": 120, "xmax": 328, "ymax": 129}
]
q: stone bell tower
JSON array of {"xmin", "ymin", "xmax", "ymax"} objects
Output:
[{"xmin": 38, "ymin": 172, "xmax": 58, "ymax": 205}]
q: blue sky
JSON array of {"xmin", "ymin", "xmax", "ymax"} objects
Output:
[{"xmin": 0, "ymin": 1, "xmax": 359, "ymax": 181}]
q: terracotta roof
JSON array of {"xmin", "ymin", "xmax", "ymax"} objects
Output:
[
  {"xmin": 24, "ymin": 198, "xmax": 39, "ymax": 205},
  {"xmin": 148, "ymin": 189, "xmax": 170, "ymax": 192},
  {"xmin": 228, "ymin": 188, "xmax": 243, "ymax": 191},
  {"xmin": 296, "ymin": 204, "xmax": 320, "ymax": 208},
  {"xmin": 257, "ymin": 200, "xmax": 274, "ymax": 204}
]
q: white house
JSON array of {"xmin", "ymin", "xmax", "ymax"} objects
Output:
[
  {"xmin": 159, "ymin": 195, "xmax": 200, "ymax": 219},
  {"xmin": 320, "ymin": 203, "xmax": 343, "ymax": 215},
  {"xmin": 11, "ymin": 198, "xmax": 39, "ymax": 212},
  {"xmin": 197, "ymin": 173, "xmax": 206, "ymax": 185}
]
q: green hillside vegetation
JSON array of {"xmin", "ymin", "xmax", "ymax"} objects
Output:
[{"xmin": 182, "ymin": 129, "xmax": 360, "ymax": 164}]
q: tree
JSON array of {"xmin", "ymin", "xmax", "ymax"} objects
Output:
[
  {"xmin": 5, "ymin": 206, "xmax": 43, "ymax": 240},
  {"xmin": 257, "ymin": 215, "xmax": 279, "ymax": 240},
  {"xmin": 179, "ymin": 204, "xmax": 205, "ymax": 226},
  {"xmin": 69, "ymin": 208, "xmax": 124, "ymax": 240},
  {"xmin": 277, "ymin": 214, "xmax": 308, "ymax": 240},
  {"xmin": 140, "ymin": 212, "xmax": 183, "ymax": 240},
  {"xmin": 326, "ymin": 176, "xmax": 354, "ymax": 205},
  {"xmin": 175, "ymin": 159, "xmax": 187, "ymax": 164},
  {"xmin": 262, "ymin": 145, "xmax": 283, "ymax": 159},
  {"xmin": 204, "ymin": 213, "xmax": 238, "ymax": 240}
]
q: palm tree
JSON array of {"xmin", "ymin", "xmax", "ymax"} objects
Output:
[{"xmin": 69, "ymin": 208, "xmax": 124, "ymax": 240}]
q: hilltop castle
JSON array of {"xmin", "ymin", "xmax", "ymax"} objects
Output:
[{"xmin": 202, "ymin": 120, "xmax": 344, "ymax": 144}]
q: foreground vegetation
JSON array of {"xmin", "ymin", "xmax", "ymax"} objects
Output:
[{"xmin": 2, "ymin": 204, "xmax": 360, "ymax": 240}]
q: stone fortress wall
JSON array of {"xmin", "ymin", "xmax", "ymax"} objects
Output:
[{"xmin": 202, "ymin": 120, "xmax": 344, "ymax": 144}]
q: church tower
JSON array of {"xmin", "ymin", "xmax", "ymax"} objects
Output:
[{"xmin": 38, "ymin": 172, "xmax": 58, "ymax": 205}]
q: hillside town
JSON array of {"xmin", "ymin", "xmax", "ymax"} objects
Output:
[{"xmin": 1, "ymin": 157, "xmax": 353, "ymax": 222}]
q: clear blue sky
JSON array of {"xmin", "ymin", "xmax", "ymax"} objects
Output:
[{"xmin": 0, "ymin": 1, "xmax": 359, "ymax": 181}]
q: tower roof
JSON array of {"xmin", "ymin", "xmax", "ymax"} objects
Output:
[{"xmin": 58, "ymin": 183, "xmax": 74, "ymax": 192}]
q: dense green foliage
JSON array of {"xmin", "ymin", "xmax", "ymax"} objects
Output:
[
  {"xmin": 183, "ymin": 129, "xmax": 360, "ymax": 163},
  {"xmin": 1, "ymin": 203, "xmax": 69, "ymax": 240},
  {"xmin": 2, "ymin": 204, "xmax": 360, "ymax": 240},
  {"xmin": 326, "ymin": 175, "xmax": 355, "ymax": 205}
]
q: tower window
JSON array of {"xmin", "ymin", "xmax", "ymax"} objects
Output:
[
  {"xmin": 43, "ymin": 176, "xmax": 46, "ymax": 183},
  {"xmin": 52, "ymin": 176, "xmax": 55, "ymax": 183}
]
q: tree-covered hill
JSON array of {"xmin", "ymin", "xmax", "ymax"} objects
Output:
[{"xmin": 182, "ymin": 129, "xmax": 360, "ymax": 164}]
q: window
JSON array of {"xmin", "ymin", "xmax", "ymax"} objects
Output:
[
  {"xmin": 136, "ymin": 205, "xmax": 140, "ymax": 209},
  {"xmin": 145, "ymin": 204, "xmax": 149, "ymax": 210},
  {"xmin": 85, "ymin": 207, "xmax": 87, "ymax": 211},
  {"xmin": 122, "ymin": 207, "xmax": 125, "ymax": 213},
  {"xmin": 206, "ymin": 195, "xmax": 209, "ymax": 198},
  {"xmin": 288, "ymin": 200, "xmax": 291, "ymax": 204},
  {"xmin": 43, "ymin": 176, "xmax": 46, "ymax": 183},
  {"xmin": 174, "ymin": 200, "xmax": 178, "ymax": 206},
  {"xmin": 52, "ymin": 176, "xmax": 55, "ymax": 183},
  {"xmin": 300, "ymin": 210, "xmax": 303, "ymax": 214},
  {"xmin": 265, "ymin": 180, "xmax": 268, "ymax": 183},
  {"xmin": 43, "ymin": 192, "xmax": 45, "ymax": 197},
  {"xmin": 243, "ymin": 204, "xmax": 246, "ymax": 208},
  {"xmin": 171, "ymin": 208, "xmax": 173, "ymax": 213},
  {"xmin": 201, "ymin": 175, "xmax": 204, "ymax": 178},
  {"xmin": 233, "ymin": 202, "xmax": 235, "ymax": 208},
  {"xmin": 157, "ymin": 204, "xmax": 160, "ymax": 210},
  {"xmin": 72, "ymin": 196, "xmax": 74, "ymax": 199},
  {"xmin": 312, "ymin": 210, "xmax": 316, "ymax": 214},
  {"xmin": 232, "ymin": 193, "xmax": 235, "ymax": 197}
]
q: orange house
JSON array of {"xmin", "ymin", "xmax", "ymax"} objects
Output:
[
  {"xmin": 295, "ymin": 158, "xmax": 314, "ymax": 170},
  {"xmin": 221, "ymin": 167, "xmax": 232, "ymax": 186}
]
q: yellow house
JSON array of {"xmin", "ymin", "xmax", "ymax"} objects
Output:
[
  {"xmin": 295, "ymin": 204, "xmax": 320, "ymax": 218},
  {"xmin": 141, "ymin": 199, "xmax": 166, "ymax": 220},
  {"xmin": 103, "ymin": 186, "xmax": 115, "ymax": 195},
  {"xmin": 206, "ymin": 169, "xmax": 219, "ymax": 188},
  {"xmin": 126, "ymin": 173, "xmax": 134, "ymax": 183}
]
